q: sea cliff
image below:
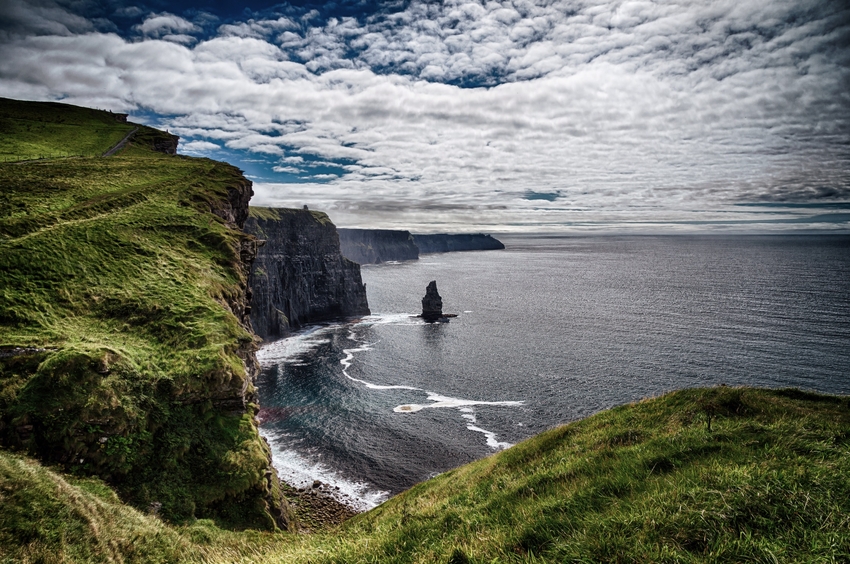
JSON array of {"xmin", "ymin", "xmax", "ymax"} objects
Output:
[
  {"xmin": 336, "ymin": 228, "xmax": 504, "ymax": 264},
  {"xmin": 413, "ymin": 233, "xmax": 505, "ymax": 253},
  {"xmin": 246, "ymin": 208, "xmax": 370, "ymax": 341},
  {"xmin": 336, "ymin": 228, "xmax": 420, "ymax": 264}
]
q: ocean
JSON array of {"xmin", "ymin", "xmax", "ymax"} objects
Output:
[{"xmin": 255, "ymin": 234, "xmax": 850, "ymax": 510}]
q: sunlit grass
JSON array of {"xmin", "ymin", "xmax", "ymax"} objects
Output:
[{"xmin": 0, "ymin": 97, "xmax": 136, "ymax": 161}]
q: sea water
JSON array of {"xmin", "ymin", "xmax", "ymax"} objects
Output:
[{"xmin": 256, "ymin": 234, "xmax": 850, "ymax": 510}]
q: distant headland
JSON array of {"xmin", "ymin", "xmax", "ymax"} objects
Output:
[{"xmin": 337, "ymin": 229, "xmax": 505, "ymax": 264}]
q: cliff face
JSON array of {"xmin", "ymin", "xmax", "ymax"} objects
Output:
[
  {"xmin": 246, "ymin": 209, "xmax": 370, "ymax": 341},
  {"xmin": 337, "ymin": 228, "xmax": 420, "ymax": 264},
  {"xmin": 336, "ymin": 229, "xmax": 505, "ymax": 264},
  {"xmin": 413, "ymin": 233, "xmax": 505, "ymax": 253},
  {"xmin": 0, "ymin": 99, "xmax": 291, "ymax": 531}
]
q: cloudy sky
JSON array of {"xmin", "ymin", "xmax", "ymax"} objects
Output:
[{"xmin": 2, "ymin": 0, "xmax": 849, "ymax": 232}]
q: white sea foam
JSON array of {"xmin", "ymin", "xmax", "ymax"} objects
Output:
[
  {"xmin": 392, "ymin": 393, "xmax": 523, "ymax": 450},
  {"xmin": 339, "ymin": 336, "xmax": 421, "ymax": 390},
  {"xmin": 340, "ymin": 322, "xmax": 524, "ymax": 450},
  {"xmin": 344, "ymin": 374, "xmax": 421, "ymax": 391},
  {"xmin": 260, "ymin": 428, "xmax": 390, "ymax": 511},
  {"xmin": 261, "ymin": 315, "xmax": 522, "ymax": 500},
  {"xmin": 354, "ymin": 313, "xmax": 423, "ymax": 326},
  {"xmin": 393, "ymin": 392, "xmax": 523, "ymax": 413},
  {"xmin": 466, "ymin": 424, "xmax": 513, "ymax": 450},
  {"xmin": 256, "ymin": 324, "xmax": 340, "ymax": 366}
]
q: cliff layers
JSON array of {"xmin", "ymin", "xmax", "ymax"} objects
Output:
[
  {"xmin": 0, "ymin": 99, "xmax": 289, "ymax": 530},
  {"xmin": 337, "ymin": 228, "xmax": 419, "ymax": 264},
  {"xmin": 245, "ymin": 208, "xmax": 370, "ymax": 341}
]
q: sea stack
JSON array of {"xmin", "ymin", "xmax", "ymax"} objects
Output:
[{"xmin": 421, "ymin": 280, "xmax": 443, "ymax": 322}]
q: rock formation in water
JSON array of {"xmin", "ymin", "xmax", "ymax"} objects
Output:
[
  {"xmin": 337, "ymin": 228, "xmax": 419, "ymax": 264},
  {"xmin": 245, "ymin": 208, "xmax": 370, "ymax": 341},
  {"xmin": 421, "ymin": 281, "xmax": 443, "ymax": 322},
  {"xmin": 413, "ymin": 233, "xmax": 505, "ymax": 253}
]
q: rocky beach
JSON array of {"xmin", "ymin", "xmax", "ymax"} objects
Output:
[{"xmin": 280, "ymin": 480, "xmax": 360, "ymax": 532}]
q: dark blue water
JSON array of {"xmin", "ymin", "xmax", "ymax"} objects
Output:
[{"xmin": 256, "ymin": 234, "xmax": 850, "ymax": 509}]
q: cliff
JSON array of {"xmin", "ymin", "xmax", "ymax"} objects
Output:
[
  {"xmin": 337, "ymin": 228, "xmax": 419, "ymax": 264},
  {"xmin": 245, "ymin": 208, "xmax": 370, "ymax": 341},
  {"xmin": 0, "ymin": 99, "xmax": 289, "ymax": 530},
  {"xmin": 413, "ymin": 233, "xmax": 505, "ymax": 253},
  {"xmin": 336, "ymin": 228, "xmax": 504, "ymax": 264}
]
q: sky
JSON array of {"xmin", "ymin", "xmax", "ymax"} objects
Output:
[{"xmin": 1, "ymin": 0, "xmax": 849, "ymax": 232}]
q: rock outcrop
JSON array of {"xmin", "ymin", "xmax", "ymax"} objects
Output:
[
  {"xmin": 152, "ymin": 134, "xmax": 179, "ymax": 155},
  {"xmin": 337, "ymin": 228, "xmax": 419, "ymax": 264},
  {"xmin": 413, "ymin": 233, "xmax": 505, "ymax": 253},
  {"xmin": 245, "ymin": 208, "xmax": 370, "ymax": 341},
  {"xmin": 421, "ymin": 281, "xmax": 443, "ymax": 322}
]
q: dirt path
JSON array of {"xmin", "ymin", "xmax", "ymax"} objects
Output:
[{"xmin": 102, "ymin": 127, "xmax": 138, "ymax": 157}]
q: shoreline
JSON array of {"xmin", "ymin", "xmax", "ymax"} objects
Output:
[{"xmin": 280, "ymin": 479, "xmax": 361, "ymax": 532}]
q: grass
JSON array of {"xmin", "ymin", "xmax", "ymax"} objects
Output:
[
  {"xmin": 1, "ymin": 386, "xmax": 848, "ymax": 563},
  {"xmin": 267, "ymin": 386, "xmax": 850, "ymax": 564},
  {"xmin": 0, "ymin": 451, "xmax": 196, "ymax": 563},
  {"xmin": 0, "ymin": 99, "xmax": 284, "ymax": 529},
  {"xmin": 248, "ymin": 206, "xmax": 332, "ymax": 226},
  {"xmin": 0, "ymin": 98, "xmax": 137, "ymax": 161},
  {"xmin": 248, "ymin": 207, "xmax": 281, "ymax": 221}
]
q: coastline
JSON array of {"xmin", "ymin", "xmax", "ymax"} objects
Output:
[{"xmin": 280, "ymin": 479, "xmax": 361, "ymax": 532}]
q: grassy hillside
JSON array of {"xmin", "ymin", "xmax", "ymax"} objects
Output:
[
  {"xmin": 0, "ymin": 99, "xmax": 285, "ymax": 529},
  {"xmin": 0, "ymin": 98, "xmax": 138, "ymax": 162},
  {"xmin": 2, "ymin": 387, "xmax": 848, "ymax": 563}
]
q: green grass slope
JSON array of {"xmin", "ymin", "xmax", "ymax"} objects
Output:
[
  {"xmin": 0, "ymin": 451, "xmax": 195, "ymax": 563},
  {"xmin": 0, "ymin": 99, "xmax": 284, "ymax": 529},
  {"xmin": 3, "ymin": 387, "xmax": 847, "ymax": 563},
  {"xmin": 0, "ymin": 98, "xmax": 137, "ymax": 162}
]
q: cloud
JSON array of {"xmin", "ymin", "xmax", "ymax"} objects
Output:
[
  {"xmin": 218, "ymin": 16, "xmax": 299, "ymax": 39},
  {"xmin": 113, "ymin": 6, "xmax": 144, "ymax": 19},
  {"xmin": 0, "ymin": 0, "xmax": 95, "ymax": 38},
  {"xmin": 0, "ymin": 0, "xmax": 848, "ymax": 231},
  {"xmin": 133, "ymin": 12, "xmax": 201, "ymax": 43},
  {"xmin": 180, "ymin": 139, "xmax": 220, "ymax": 153}
]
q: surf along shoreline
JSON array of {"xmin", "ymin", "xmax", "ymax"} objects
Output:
[
  {"xmin": 255, "ymin": 311, "xmax": 526, "ymax": 530},
  {"xmin": 256, "ymin": 321, "xmax": 381, "ymax": 531}
]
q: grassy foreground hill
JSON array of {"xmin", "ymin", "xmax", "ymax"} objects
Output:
[
  {"xmin": 1, "ymin": 386, "xmax": 849, "ymax": 563},
  {"xmin": 0, "ymin": 98, "xmax": 286, "ymax": 529}
]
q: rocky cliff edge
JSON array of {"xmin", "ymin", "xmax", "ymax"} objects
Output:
[{"xmin": 245, "ymin": 208, "xmax": 370, "ymax": 341}]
